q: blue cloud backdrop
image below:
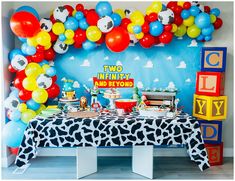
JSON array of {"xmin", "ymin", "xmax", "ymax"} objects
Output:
[{"xmin": 54, "ymin": 37, "xmax": 203, "ymax": 114}]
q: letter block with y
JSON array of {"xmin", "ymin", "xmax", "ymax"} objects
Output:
[
  {"xmin": 196, "ymin": 72, "xmax": 225, "ymax": 96},
  {"xmin": 193, "ymin": 94, "xmax": 227, "ymax": 120}
]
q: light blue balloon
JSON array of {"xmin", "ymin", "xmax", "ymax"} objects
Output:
[
  {"xmin": 15, "ymin": 6, "xmax": 40, "ymax": 20},
  {"xmin": 9, "ymin": 110, "xmax": 21, "ymax": 121},
  {"xmin": 59, "ymin": 34, "xmax": 66, "ymax": 42},
  {"xmin": 95, "ymin": 1, "xmax": 113, "ymax": 17},
  {"xmin": 39, "ymin": 60, "xmax": 49, "ymax": 66},
  {"xmin": 133, "ymin": 25, "xmax": 142, "ymax": 34},
  {"xmin": 110, "ymin": 13, "xmax": 121, "ymax": 26},
  {"xmin": 82, "ymin": 40, "xmax": 97, "ymax": 50},
  {"xmin": 2, "ymin": 120, "xmax": 27, "ymax": 148},
  {"xmin": 202, "ymin": 25, "xmax": 214, "ymax": 36},
  {"xmin": 162, "ymin": 4, "xmax": 167, "ymax": 11},
  {"xmin": 26, "ymin": 99, "xmax": 40, "ymax": 111},
  {"xmin": 21, "ymin": 43, "xmax": 36, "ymax": 55},
  {"xmin": 195, "ymin": 13, "xmax": 211, "ymax": 29},
  {"xmin": 210, "ymin": 8, "xmax": 220, "ymax": 17},
  {"xmin": 18, "ymin": 37, "xmax": 27, "ymax": 43},
  {"xmin": 8, "ymin": 49, "xmax": 24, "ymax": 61},
  {"xmin": 181, "ymin": 10, "xmax": 190, "ymax": 19},
  {"xmin": 9, "ymin": 88, "xmax": 19, "ymax": 98},
  {"xmin": 189, "ymin": 6, "xmax": 200, "ymax": 16},
  {"xmin": 75, "ymin": 11, "xmax": 84, "ymax": 20},
  {"xmin": 205, "ymin": 35, "xmax": 212, "ymax": 41},
  {"xmin": 196, "ymin": 34, "xmax": 204, "ymax": 41},
  {"xmin": 149, "ymin": 21, "xmax": 163, "ymax": 36},
  {"xmin": 46, "ymin": 67, "xmax": 57, "ymax": 77},
  {"xmin": 79, "ymin": 18, "xmax": 89, "ymax": 30},
  {"xmin": 64, "ymin": 17, "xmax": 79, "ymax": 31}
]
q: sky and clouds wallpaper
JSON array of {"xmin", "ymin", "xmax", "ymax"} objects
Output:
[{"xmin": 54, "ymin": 37, "xmax": 203, "ymax": 114}]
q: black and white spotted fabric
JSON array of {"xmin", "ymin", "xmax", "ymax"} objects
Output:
[{"xmin": 15, "ymin": 113, "xmax": 210, "ymax": 171}]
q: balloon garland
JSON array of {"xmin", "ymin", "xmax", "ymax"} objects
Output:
[{"xmin": 3, "ymin": 1, "xmax": 223, "ymax": 152}]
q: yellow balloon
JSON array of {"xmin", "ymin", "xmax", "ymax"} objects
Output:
[
  {"xmin": 65, "ymin": 29, "xmax": 75, "ymax": 39},
  {"xmin": 18, "ymin": 103, "xmax": 27, "ymax": 112},
  {"xmin": 44, "ymin": 42, "xmax": 52, "ymax": 50},
  {"xmin": 130, "ymin": 11, "xmax": 145, "ymax": 25},
  {"xmin": 27, "ymin": 37, "xmax": 38, "ymax": 47},
  {"xmin": 36, "ymin": 31, "xmax": 51, "ymax": 46},
  {"xmin": 64, "ymin": 39, "xmax": 75, "ymax": 45},
  {"xmin": 127, "ymin": 23, "xmax": 135, "ymax": 33},
  {"xmin": 86, "ymin": 26, "xmax": 102, "ymax": 42},
  {"xmin": 25, "ymin": 63, "xmax": 42, "ymax": 78},
  {"xmin": 35, "ymin": 104, "xmax": 46, "ymax": 114},
  {"xmin": 187, "ymin": 24, "xmax": 201, "ymax": 38},
  {"xmin": 174, "ymin": 24, "xmax": 187, "ymax": 37},
  {"xmin": 114, "ymin": 9, "xmax": 125, "ymax": 19},
  {"xmin": 21, "ymin": 109, "xmax": 36, "ymax": 124},
  {"xmin": 177, "ymin": 1, "xmax": 185, "ymax": 7},
  {"xmin": 72, "ymin": 10, "xmax": 77, "ymax": 17},
  {"xmin": 32, "ymin": 88, "xmax": 48, "ymax": 103},
  {"xmin": 135, "ymin": 32, "xmax": 144, "ymax": 40},
  {"xmin": 52, "ymin": 22, "xmax": 65, "ymax": 35},
  {"xmin": 22, "ymin": 77, "xmax": 37, "ymax": 91},
  {"xmin": 146, "ymin": 6, "xmax": 154, "ymax": 15},
  {"xmin": 42, "ymin": 64, "xmax": 50, "ymax": 73},
  {"xmin": 171, "ymin": 24, "xmax": 178, "ymax": 33},
  {"xmin": 151, "ymin": 1, "xmax": 163, "ymax": 12},
  {"xmin": 210, "ymin": 14, "xmax": 216, "ymax": 23},
  {"xmin": 183, "ymin": 16, "xmax": 195, "ymax": 27}
]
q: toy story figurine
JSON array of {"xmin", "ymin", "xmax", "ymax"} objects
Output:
[
  {"xmin": 132, "ymin": 86, "xmax": 141, "ymax": 104},
  {"xmin": 83, "ymin": 84, "xmax": 103, "ymax": 105},
  {"xmin": 80, "ymin": 96, "xmax": 88, "ymax": 111}
]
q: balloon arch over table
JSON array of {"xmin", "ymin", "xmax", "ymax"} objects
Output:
[{"xmin": 3, "ymin": 1, "xmax": 223, "ymax": 153}]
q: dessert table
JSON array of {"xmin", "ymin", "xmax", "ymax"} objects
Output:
[{"xmin": 15, "ymin": 112, "xmax": 210, "ymax": 179}]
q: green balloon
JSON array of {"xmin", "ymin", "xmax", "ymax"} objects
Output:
[
  {"xmin": 174, "ymin": 25, "xmax": 186, "ymax": 37},
  {"xmin": 187, "ymin": 24, "xmax": 201, "ymax": 38},
  {"xmin": 21, "ymin": 109, "xmax": 36, "ymax": 124}
]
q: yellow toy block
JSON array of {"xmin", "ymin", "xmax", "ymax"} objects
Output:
[{"xmin": 193, "ymin": 94, "xmax": 227, "ymax": 120}]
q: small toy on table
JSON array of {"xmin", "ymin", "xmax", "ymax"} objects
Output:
[
  {"xmin": 83, "ymin": 84, "xmax": 103, "ymax": 108},
  {"xmin": 80, "ymin": 96, "xmax": 89, "ymax": 111}
]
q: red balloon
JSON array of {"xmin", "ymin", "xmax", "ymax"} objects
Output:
[
  {"xmin": 36, "ymin": 45, "xmax": 45, "ymax": 53},
  {"xmin": 86, "ymin": 10, "xmax": 99, "ymax": 26},
  {"xmin": 44, "ymin": 48, "xmax": 56, "ymax": 61},
  {"xmin": 183, "ymin": 2, "xmax": 191, "ymax": 10},
  {"xmin": 31, "ymin": 52, "xmax": 44, "ymax": 63},
  {"xmin": 174, "ymin": 15, "xmax": 183, "ymax": 26},
  {"xmin": 14, "ymin": 76, "xmax": 24, "ymax": 90},
  {"xmin": 214, "ymin": 18, "xmax": 223, "ymax": 29},
  {"xmin": 96, "ymin": 34, "xmax": 105, "ymax": 44},
  {"xmin": 74, "ymin": 42, "xmax": 82, "ymax": 49},
  {"xmin": 46, "ymin": 84, "xmax": 60, "ymax": 98},
  {"xmin": 8, "ymin": 64, "xmax": 17, "ymax": 73},
  {"xmin": 76, "ymin": 4, "xmax": 84, "ymax": 11},
  {"xmin": 159, "ymin": 31, "xmax": 173, "ymax": 44},
  {"xmin": 154, "ymin": 36, "xmax": 160, "ymax": 45},
  {"xmin": 74, "ymin": 29, "xmax": 87, "ymax": 44},
  {"xmin": 83, "ymin": 9, "xmax": 89, "ymax": 17},
  {"xmin": 50, "ymin": 14, "xmax": 57, "ymax": 24},
  {"xmin": 16, "ymin": 70, "xmax": 26, "ymax": 78},
  {"xmin": 174, "ymin": 6, "xmax": 183, "ymax": 15},
  {"xmin": 9, "ymin": 147, "xmax": 19, "ymax": 155},
  {"xmin": 139, "ymin": 34, "xmax": 155, "ymax": 48},
  {"xmin": 147, "ymin": 13, "xmax": 158, "ymax": 22},
  {"xmin": 142, "ymin": 22, "xmax": 150, "ymax": 33},
  {"xmin": 164, "ymin": 24, "xmax": 172, "ymax": 32},
  {"xmin": 10, "ymin": 12, "xmax": 40, "ymax": 38},
  {"xmin": 52, "ymin": 75, "xmax": 57, "ymax": 82},
  {"xmin": 121, "ymin": 18, "xmax": 131, "ymax": 30},
  {"xmin": 26, "ymin": 56, "xmax": 32, "ymax": 64},
  {"xmin": 167, "ymin": 1, "xmax": 178, "ymax": 9},
  {"xmin": 19, "ymin": 89, "xmax": 32, "ymax": 101},
  {"xmin": 105, "ymin": 27, "xmax": 130, "ymax": 53},
  {"xmin": 64, "ymin": 5, "xmax": 74, "ymax": 16},
  {"xmin": 49, "ymin": 31, "xmax": 58, "ymax": 42},
  {"xmin": 204, "ymin": 6, "xmax": 211, "ymax": 14}
]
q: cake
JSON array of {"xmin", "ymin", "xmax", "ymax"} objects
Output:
[
  {"xmin": 59, "ymin": 79, "xmax": 78, "ymax": 102},
  {"xmin": 103, "ymin": 88, "xmax": 121, "ymax": 99}
]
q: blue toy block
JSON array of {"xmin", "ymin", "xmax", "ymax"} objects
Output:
[{"xmin": 201, "ymin": 47, "xmax": 227, "ymax": 72}]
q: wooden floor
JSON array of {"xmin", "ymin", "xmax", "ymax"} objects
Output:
[{"xmin": 2, "ymin": 157, "xmax": 233, "ymax": 180}]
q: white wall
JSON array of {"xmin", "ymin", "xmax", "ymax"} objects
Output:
[{"xmin": 1, "ymin": 1, "xmax": 233, "ymax": 162}]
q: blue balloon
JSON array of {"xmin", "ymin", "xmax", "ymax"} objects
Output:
[
  {"xmin": 190, "ymin": 6, "xmax": 200, "ymax": 16},
  {"xmin": 64, "ymin": 17, "xmax": 79, "ymax": 31},
  {"xmin": 181, "ymin": 10, "xmax": 190, "ymax": 19},
  {"xmin": 205, "ymin": 35, "xmax": 212, "ymax": 41},
  {"xmin": 196, "ymin": 34, "xmax": 204, "ymax": 41},
  {"xmin": 9, "ymin": 110, "xmax": 21, "ymax": 121},
  {"xmin": 202, "ymin": 25, "xmax": 214, "ymax": 36},
  {"xmin": 195, "ymin": 13, "xmax": 211, "ymax": 29},
  {"xmin": 8, "ymin": 49, "xmax": 24, "ymax": 61},
  {"xmin": 75, "ymin": 11, "xmax": 84, "ymax": 20},
  {"xmin": 15, "ymin": 6, "xmax": 40, "ymax": 20},
  {"xmin": 79, "ymin": 18, "xmax": 89, "ymax": 30},
  {"xmin": 133, "ymin": 25, "xmax": 142, "ymax": 34},
  {"xmin": 82, "ymin": 40, "xmax": 97, "ymax": 50},
  {"xmin": 26, "ymin": 99, "xmax": 40, "ymax": 111},
  {"xmin": 2, "ymin": 120, "xmax": 27, "ymax": 148},
  {"xmin": 46, "ymin": 67, "xmax": 57, "ymax": 77},
  {"xmin": 110, "ymin": 13, "xmax": 121, "ymax": 26},
  {"xmin": 39, "ymin": 60, "xmax": 49, "ymax": 66},
  {"xmin": 95, "ymin": 1, "xmax": 113, "ymax": 17},
  {"xmin": 18, "ymin": 37, "xmax": 27, "ymax": 43},
  {"xmin": 59, "ymin": 34, "xmax": 66, "ymax": 42},
  {"xmin": 9, "ymin": 88, "xmax": 19, "ymax": 98},
  {"xmin": 21, "ymin": 43, "xmax": 36, "ymax": 55},
  {"xmin": 210, "ymin": 8, "xmax": 220, "ymax": 17},
  {"xmin": 149, "ymin": 21, "xmax": 163, "ymax": 36}
]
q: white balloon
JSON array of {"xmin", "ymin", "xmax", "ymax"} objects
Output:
[
  {"xmin": 124, "ymin": 8, "xmax": 135, "ymax": 18},
  {"xmin": 37, "ymin": 74, "xmax": 52, "ymax": 89},
  {"xmin": 97, "ymin": 16, "xmax": 114, "ymax": 33},
  {"xmin": 53, "ymin": 6, "xmax": 69, "ymax": 23},
  {"xmin": 40, "ymin": 18, "xmax": 53, "ymax": 32},
  {"xmin": 129, "ymin": 33, "xmax": 138, "ymax": 46},
  {"xmin": 158, "ymin": 9, "xmax": 174, "ymax": 25},
  {"xmin": 11, "ymin": 55, "xmax": 28, "ymax": 71},
  {"xmin": 53, "ymin": 39, "xmax": 69, "ymax": 54},
  {"xmin": 4, "ymin": 96, "xmax": 20, "ymax": 110}
]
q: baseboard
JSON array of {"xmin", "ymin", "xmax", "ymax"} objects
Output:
[
  {"xmin": 37, "ymin": 147, "xmax": 234, "ymax": 157},
  {"xmin": 1, "ymin": 154, "xmax": 16, "ymax": 168}
]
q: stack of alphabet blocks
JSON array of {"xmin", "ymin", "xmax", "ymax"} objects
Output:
[{"xmin": 193, "ymin": 47, "xmax": 227, "ymax": 166}]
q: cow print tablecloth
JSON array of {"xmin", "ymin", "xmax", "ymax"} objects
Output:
[{"xmin": 15, "ymin": 113, "xmax": 210, "ymax": 171}]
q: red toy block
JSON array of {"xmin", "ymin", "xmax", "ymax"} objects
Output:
[
  {"xmin": 196, "ymin": 72, "xmax": 225, "ymax": 96},
  {"xmin": 204, "ymin": 142, "xmax": 223, "ymax": 166}
]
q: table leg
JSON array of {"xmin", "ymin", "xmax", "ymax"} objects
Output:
[
  {"xmin": 132, "ymin": 145, "xmax": 154, "ymax": 179},
  {"xmin": 76, "ymin": 147, "xmax": 97, "ymax": 179}
]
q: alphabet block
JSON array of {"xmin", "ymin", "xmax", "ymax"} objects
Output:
[
  {"xmin": 204, "ymin": 142, "xmax": 223, "ymax": 166},
  {"xmin": 193, "ymin": 94, "xmax": 227, "ymax": 120},
  {"xmin": 196, "ymin": 72, "xmax": 225, "ymax": 96},
  {"xmin": 201, "ymin": 47, "xmax": 227, "ymax": 72},
  {"xmin": 199, "ymin": 120, "xmax": 222, "ymax": 144}
]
